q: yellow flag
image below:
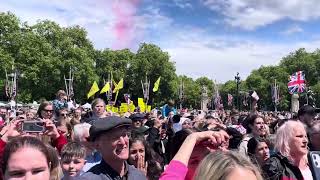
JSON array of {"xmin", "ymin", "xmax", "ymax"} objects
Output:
[
  {"xmin": 138, "ymin": 98, "xmax": 145, "ymax": 112},
  {"xmin": 87, "ymin": 81, "xmax": 100, "ymax": 99},
  {"xmin": 100, "ymin": 82, "xmax": 110, "ymax": 94},
  {"xmin": 153, "ymin": 77, "xmax": 161, "ymax": 92},
  {"xmin": 113, "ymin": 78, "xmax": 124, "ymax": 93}
]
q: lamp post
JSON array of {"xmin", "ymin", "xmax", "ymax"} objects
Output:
[
  {"xmin": 64, "ymin": 67, "xmax": 74, "ymax": 101},
  {"xmin": 235, "ymin": 72, "xmax": 241, "ymax": 111},
  {"xmin": 178, "ymin": 79, "xmax": 184, "ymax": 110},
  {"xmin": 5, "ymin": 65, "xmax": 23, "ymax": 117},
  {"xmin": 141, "ymin": 75, "xmax": 150, "ymax": 112},
  {"xmin": 107, "ymin": 72, "xmax": 113, "ymax": 104}
]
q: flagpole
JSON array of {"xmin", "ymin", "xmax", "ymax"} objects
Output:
[{"xmin": 114, "ymin": 91, "xmax": 119, "ymax": 107}]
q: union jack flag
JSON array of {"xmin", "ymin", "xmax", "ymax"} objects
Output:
[
  {"xmin": 227, "ymin": 94, "xmax": 233, "ymax": 106},
  {"xmin": 288, "ymin": 71, "xmax": 306, "ymax": 94}
]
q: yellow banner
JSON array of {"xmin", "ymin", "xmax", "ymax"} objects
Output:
[
  {"xmin": 138, "ymin": 98, "xmax": 145, "ymax": 112},
  {"xmin": 119, "ymin": 106, "xmax": 128, "ymax": 114},
  {"xmin": 112, "ymin": 107, "xmax": 119, "ymax": 113},
  {"xmin": 106, "ymin": 105, "xmax": 112, "ymax": 112},
  {"xmin": 129, "ymin": 104, "xmax": 135, "ymax": 112}
]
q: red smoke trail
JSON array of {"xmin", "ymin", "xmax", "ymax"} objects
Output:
[{"xmin": 112, "ymin": 0, "xmax": 140, "ymax": 49}]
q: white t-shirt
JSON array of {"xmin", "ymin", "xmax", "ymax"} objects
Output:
[{"xmin": 300, "ymin": 167, "xmax": 313, "ymax": 180}]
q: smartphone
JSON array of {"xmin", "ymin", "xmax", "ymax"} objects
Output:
[
  {"xmin": 308, "ymin": 151, "xmax": 320, "ymax": 180},
  {"xmin": 22, "ymin": 121, "xmax": 45, "ymax": 133}
]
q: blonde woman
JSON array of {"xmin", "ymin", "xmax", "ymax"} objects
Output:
[
  {"xmin": 263, "ymin": 120, "xmax": 313, "ymax": 180},
  {"xmin": 194, "ymin": 151, "xmax": 263, "ymax": 180}
]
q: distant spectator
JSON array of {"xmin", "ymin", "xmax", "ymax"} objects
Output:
[
  {"xmin": 52, "ymin": 90, "xmax": 68, "ymax": 115},
  {"xmin": 161, "ymin": 100, "xmax": 177, "ymax": 118},
  {"xmin": 309, "ymin": 121, "xmax": 320, "ymax": 151}
]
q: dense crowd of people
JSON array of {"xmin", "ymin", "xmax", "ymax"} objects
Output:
[{"xmin": 0, "ymin": 89, "xmax": 319, "ymax": 180}]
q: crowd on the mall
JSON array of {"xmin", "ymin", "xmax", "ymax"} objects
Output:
[{"xmin": 0, "ymin": 89, "xmax": 319, "ymax": 180}]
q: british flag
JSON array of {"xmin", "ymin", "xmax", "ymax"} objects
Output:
[
  {"xmin": 227, "ymin": 94, "xmax": 233, "ymax": 106},
  {"xmin": 288, "ymin": 71, "xmax": 306, "ymax": 94}
]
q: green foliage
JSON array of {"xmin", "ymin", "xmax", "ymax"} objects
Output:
[
  {"xmin": 1, "ymin": 12, "xmax": 320, "ymax": 110},
  {"xmin": 219, "ymin": 48, "xmax": 320, "ymax": 111}
]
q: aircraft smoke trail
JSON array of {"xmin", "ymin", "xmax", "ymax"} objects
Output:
[{"xmin": 112, "ymin": 0, "xmax": 140, "ymax": 49}]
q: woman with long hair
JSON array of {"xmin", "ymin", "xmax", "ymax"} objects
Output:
[
  {"xmin": 128, "ymin": 137, "xmax": 163, "ymax": 180},
  {"xmin": 247, "ymin": 137, "xmax": 270, "ymax": 167}
]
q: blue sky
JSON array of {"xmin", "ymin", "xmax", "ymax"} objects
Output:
[{"xmin": 1, "ymin": 0, "xmax": 320, "ymax": 83}]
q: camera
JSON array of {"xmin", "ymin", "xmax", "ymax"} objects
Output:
[{"xmin": 22, "ymin": 121, "xmax": 45, "ymax": 133}]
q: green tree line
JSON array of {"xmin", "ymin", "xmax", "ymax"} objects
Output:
[{"xmin": 1, "ymin": 12, "xmax": 320, "ymax": 110}]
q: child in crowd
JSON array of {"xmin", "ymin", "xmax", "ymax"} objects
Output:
[{"xmin": 61, "ymin": 142, "xmax": 87, "ymax": 179}]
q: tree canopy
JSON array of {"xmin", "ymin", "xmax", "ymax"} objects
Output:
[{"xmin": 1, "ymin": 12, "xmax": 320, "ymax": 110}]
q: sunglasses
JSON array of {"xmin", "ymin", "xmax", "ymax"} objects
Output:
[{"xmin": 43, "ymin": 109, "xmax": 53, "ymax": 113}]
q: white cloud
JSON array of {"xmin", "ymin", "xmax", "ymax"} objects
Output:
[
  {"xmin": 282, "ymin": 25, "xmax": 304, "ymax": 35},
  {"xmin": 201, "ymin": 0, "xmax": 320, "ymax": 30},
  {"xmin": 173, "ymin": 0, "xmax": 192, "ymax": 9},
  {"xmin": 1, "ymin": 0, "xmax": 320, "ymax": 83},
  {"xmin": 163, "ymin": 29, "xmax": 320, "ymax": 82}
]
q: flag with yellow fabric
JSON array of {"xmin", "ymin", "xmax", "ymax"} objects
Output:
[
  {"xmin": 87, "ymin": 81, "xmax": 100, "ymax": 99},
  {"xmin": 113, "ymin": 78, "xmax": 124, "ymax": 93},
  {"xmin": 153, "ymin": 77, "xmax": 161, "ymax": 92},
  {"xmin": 100, "ymin": 82, "xmax": 110, "ymax": 94}
]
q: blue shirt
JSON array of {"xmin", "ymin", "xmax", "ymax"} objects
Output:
[{"xmin": 82, "ymin": 151, "xmax": 102, "ymax": 173}]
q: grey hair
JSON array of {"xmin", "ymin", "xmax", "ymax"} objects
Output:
[
  {"xmin": 73, "ymin": 123, "xmax": 91, "ymax": 142},
  {"xmin": 275, "ymin": 120, "xmax": 306, "ymax": 161},
  {"xmin": 91, "ymin": 98, "xmax": 106, "ymax": 108},
  {"xmin": 194, "ymin": 151, "xmax": 263, "ymax": 180}
]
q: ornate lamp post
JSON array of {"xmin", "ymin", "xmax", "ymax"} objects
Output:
[
  {"xmin": 106, "ymin": 72, "xmax": 113, "ymax": 104},
  {"xmin": 5, "ymin": 65, "xmax": 23, "ymax": 117},
  {"xmin": 141, "ymin": 75, "xmax": 150, "ymax": 112},
  {"xmin": 235, "ymin": 72, "xmax": 241, "ymax": 111},
  {"xmin": 178, "ymin": 79, "xmax": 184, "ymax": 110},
  {"xmin": 64, "ymin": 67, "xmax": 74, "ymax": 101}
]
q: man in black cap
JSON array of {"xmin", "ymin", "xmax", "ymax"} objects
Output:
[
  {"xmin": 80, "ymin": 116, "xmax": 146, "ymax": 180},
  {"xmin": 129, "ymin": 113, "xmax": 145, "ymax": 128},
  {"xmin": 298, "ymin": 105, "xmax": 318, "ymax": 128}
]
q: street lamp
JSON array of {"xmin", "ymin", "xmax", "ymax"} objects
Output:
[
  {"xmin": 235, "ymin": 72, "xmax": 241, "ymax": 111},
  {"xmin": 141, "ymin": 75, "xmax": 150, "ymax": 112},
  {"xmin": 5, "ymin": 67, "xmax": 24, "ymax": 117},
  {"xmin": 178, "ymin": 79, "xmax": 184, "ymax": 109}
]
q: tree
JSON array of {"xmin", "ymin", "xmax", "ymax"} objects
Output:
[{"xmin": 126, "ymin": 43, "xmax": 178, "ymax": 106}]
